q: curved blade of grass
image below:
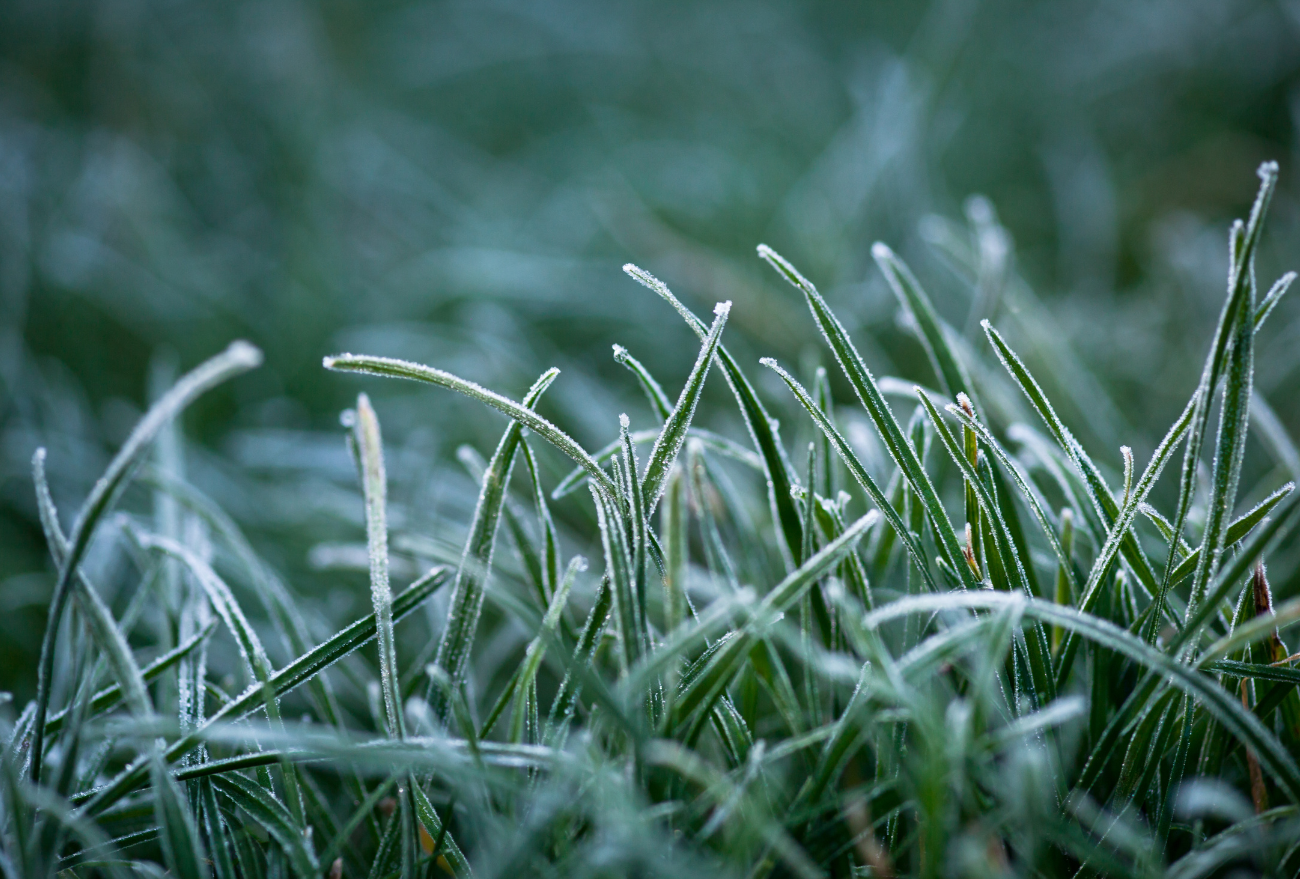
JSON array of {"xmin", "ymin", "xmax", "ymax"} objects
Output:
[
  {"xmin": 520, "ymin": 441, "xmax": 561, "ymax": 603},
  {"xmin": 506, "ymin": 558, "xmax": 579, "ymax": 743},
  {"xmin": 197, "ymin": 777, "xmax": 237, "ymax": 879},
  {"xmin": 33, "ymin": 449, "xmax": 153, "ymax": 721},
  {"xmin": 29, "ymin": 340, "xmax": 262, "ymax": 784},
  {"xmin": 872, "ymin": 242, "xmax": 975, "ymax": 403},
  {"xmin": 1052, "ymin": 395, "xmax": 1194, "ymax": 683},
  {"xmin": 613, "ymin": 344, "xmax": 674, "ymax": 421},
  {"xmin": 1204, "ymin": 660, "xmax": 1300, "ymax": 685},
  {"xmin": 210, "ymin": 773, "xmax": 317, "ymax": 879},
  {"xmin": 410, "ymin": 783, "xmax": 470, "ymax": 878},
  {"xmin": 592, "ymin": 480, "xmax": 640, "ymax": 673},
  {"xmin": 863, "ymin": 591, "xmax": 1300, "ymax": 804},
  {"xmin": 620, "ymin": 414, "xmax": 650, "ymax": 658},
  {"xmin": 1182, "ymin": 266, "xmax": 1255, "ymax": 630},
  {"xmin": 323, "ymin": 354, "xmax": 617, "ymax": 503},
  {"xmin": 762, "ymin": 359, "xmax": 935, "ymax": 593},
  {"xmin": 623, "ymin": 263, "xmax": 804, "ymax": 569},
  {"xmin": 673, "ymin": 511, "xmax": 878, "ymax": 736},
  {"xmin": 430, "ymin": 369, "xmax": 558, "ymax": 714},
  {"xmin": 545, "ymin": 575, "xmax": 613, "ymax": 745},
  {"xmin": 759, "ymin": 244, "xmax": 974, "ymax": 588},
  {"xmin": 640, "ymin": 300, "xmax": 730, "ymax": 517},
  {"xmin": 1163, "ymin": 482, "xmax": 1293, "ymax": 589},
  {"xmin": 982, "ymin": 322, "xmax": 1172, "ymax": 603},
  {"xmin": 135, "ymin": 529, "xmax": 305, "ymax": 820},
  {"xmin": 1255, "ymin": 270, "xmax": 1297, "ymax": 330}
]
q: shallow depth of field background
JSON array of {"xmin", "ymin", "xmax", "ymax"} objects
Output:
[{"xmin": 3, "ymin": 0, "xmax": 1300, "ymax": 698}]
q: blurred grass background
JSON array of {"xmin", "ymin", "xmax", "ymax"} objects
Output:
[{"xmin": 3, "ymin": 0, "xmax": 1300, "ymax": 698}]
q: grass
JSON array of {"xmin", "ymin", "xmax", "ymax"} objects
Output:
[{"xmin": 3, "ymin": 162, "xmax": 1300, "ymax": 879}]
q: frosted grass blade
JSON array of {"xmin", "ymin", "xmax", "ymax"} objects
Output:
[
  {"xmin": 29, "ymin": 340, "xmax": 262, "ymax": 784},
  {"xmin": 430, "ymin": 369, "xmax": 558, "ymax": 712},
  {"xmin": 763, "ymin": 359, "xmax": 934, "ymax": 592},
  {"xmin": 323, "ymin": 355, "xmax": 617, "ymax": 501},
  {"xmin": 640, "ymin": 300, "xmax": 730, "ymax": 516},
  {"xmin": 351, "ymin": 394, "xmax": 405, "ymax": 740},
  {"xmin": 759, "ymin": 245, "xmax": 975, "ymax": 588},
  {"xmin": 210, "ymin": 773, "xmax": 318, "ymax": 879},
  {"xmin": 33, "ymin": 449, "xmax": 152, "ymax": 720},
  {"xmin": 613, "ymin": 344, "xmax": 674, "ymax": 421},
  {"xmin": 623, "ymin": 263, "xmax": 804, "ymax": 568}
]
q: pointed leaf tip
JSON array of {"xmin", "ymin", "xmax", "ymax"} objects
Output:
[{"xmin": 619, "ymin": 412, "xmax": 630, "ymax": 429}]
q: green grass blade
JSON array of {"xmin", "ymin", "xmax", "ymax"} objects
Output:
[
  {"xmin": 351, "ymin": 394, "xmax": 405, "ymax": 741},
  {"xmin": 323, "ymin": 355, "xmax": 617, "ymax": 502},
  {"xmin": 623, "ymin": 263, "xmax": 804, "ymax": 568},
  {"xmin": 592, "ymin": 480, "xmax": 640, "ymax": 673},
  {"xmin": 29, "ymin": 340, "xmax": 262, "ymax": 784},
  {"xmin": 33, "ymin": 449, "xmax": 153, "ymax": 720},
  {"xmin": 613, "ymin": 344, "xmax": 674, "ymax": 421},
  {"xmin": 639, "ymin": 300, "xmax": 730, "ymax": 516},
  {"xmin": 151, "ymin": 753, "xmax": 210, "ymax": 879},
  {"xmin": 1254, "ymin": 270, "xmax": 1296, "ymax": 330},
  {"xmin": 759, "ymin": 244, "xmax": 975, "ymax": 588},
  {"xmin": 762, "ymin": 359, "xmax": 935, "ymax": 592},
  {"xmin": 1152, "ymin": 163, "xmax": 1278, "ymax": 640},
  {"xmin": 197, "ymin": 777, "xmax": 238, "ymax": 879},
  {"xmin": 1182, "ymin": 269, "xmax": 1255, "ymax": 631},
  {"xmin": 430, "ymin": 369, "xmax": 558, "ymax": 711}
]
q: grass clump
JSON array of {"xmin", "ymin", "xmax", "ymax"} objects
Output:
[{"xmin": 4, "ymin": 163, "xmax": 1300, "ymax": 879}]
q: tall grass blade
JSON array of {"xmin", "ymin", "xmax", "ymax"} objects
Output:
[
  {"xmin": 759, "ymin": 244, "xmax": 975, "ymax": 588},
  {"xmin": 29, "ymin": 340, "xmax": 262, "ymax": 784},
  {"xmin": 639, "ymin": 300, "xmax": 730, "ymax": 516},
  {"xmin": 430, "ymin": 369, "xmax": 558, "ymax": 712},
  {"xmin": 623, "ymin": 263, "xmax": 804, "ymax": 568}
]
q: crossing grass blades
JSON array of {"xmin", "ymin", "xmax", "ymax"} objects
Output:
[{"xmin": 5, "ymin": 163, "xmax": 1300, "ymax": 878}]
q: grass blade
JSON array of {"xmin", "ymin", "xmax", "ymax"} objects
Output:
[
  {"xmin": 350, "ymin": 394, "xmax": 405, "ymax": 740},
  {"xmin": 763, "ymin": 359, "xmax": 934, "ymax": 592},
  {"xmin": 29, "ymin": 340, "xmax": 262, "ymax": 784},
  {"xmin": 430, "ymin": 369, "xmax": 558, "ymax": 711},
  {"xmin": 639, "ymin": 300, "xmax": 730, "ymax": 516},
  {"xmin": 872, "ymin": 242, "xmax": 974, "ymax": 402},
  {"xmin": 759, "ymin": 244, "xmax": 975, "ymax": 588},
  {"xmin": 623, "ymin": 263, "xmax": 804, "ymax": 568},
  {"xmin": 323, "ymin": 355, "xmax": 617, "ymax": 502}
]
